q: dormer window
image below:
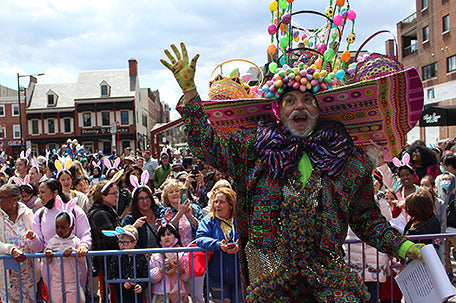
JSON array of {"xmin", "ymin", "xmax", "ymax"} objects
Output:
[
  {"xmin": 100, "ymin": 80, "xmax": 111, "ymax": 97},
  {"xmin": 46, "ymin": 89, "xmax": 58, "ymax": 107}
]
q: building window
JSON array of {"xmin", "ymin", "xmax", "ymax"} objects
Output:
[
  {"xmin": 12, "ymin": 105, "xmax": 19, "ymax": 116},
  {"xmin": 120, "ymin": 110, "xmax": 129, "ymax": 125},
  {"xmin": 101, "ymin": 85, "xmax": 108, "ymax": 96},
  {"xmin": 142, "ymin": 113, "xmax": 147, "ymax": 127},
  {"xmin": 443, "ymin": 15, "xmax": 450, "ymax": 33},
  {"xmin": 423, "ymin": 26, "xmax": 429, "ymax": 42},
  {"xmin": 448, "ymin": 55, "xmax": 456, "ymax": 73},
  {"xmin": 48, "ymin": 119, "xmax": 55, "ymax": 134},
  {"xmin": 83, "ymin": 113, "xmax": 91, "ymax": 127},
  {"xmin": 64, "ymin": 118, "xmax": 71, "ymax": 133},
  {"xmin": 422, "ymin": 0, "xmax": 428, "ymax": 10},
  {"xmin": 0, "ymin": 105, "xmax": 4, "ymax": 117},
  {"xmin": 427, "ymin": 88, "xmax": 435, "ymax": 99},
  {"xmin": 423, "ymin": 62, "xmax": 438, "ymax": 80},
  {"xmin": 47, "ymin": 95, "xmax": 55, "ymax": 106},
  {"xmin": 102, "ymin": 112, "xmax": 110, "ymax": 126},
  {"xmin": 13, "ymin": 125, "xmax": 20, "ymax": 139},
  {"xmin": 32, "ymin": 120, "xmax": 39, "ymax": 135}
]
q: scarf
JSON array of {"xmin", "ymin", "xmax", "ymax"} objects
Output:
[{"xmin": 255, "ymin": 118, "xmax": 355, "ymax": 179}]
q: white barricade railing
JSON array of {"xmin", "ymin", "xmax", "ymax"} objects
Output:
[{"xmin": 0, "ymin": 233, "xmax": 455, "ymax": 302}]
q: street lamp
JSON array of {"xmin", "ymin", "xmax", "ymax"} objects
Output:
[{"xmin": 17, "ymin": 72, "xmax": 44, "ymax": 151}]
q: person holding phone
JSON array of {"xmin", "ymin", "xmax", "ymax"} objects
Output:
[
  {"xmin": 161, "ymin": 180, "xmax": 205, "ymax": 303},
  {"xmin": 196, "ymin": 187, "xmax": 242, "ymax": 303}
]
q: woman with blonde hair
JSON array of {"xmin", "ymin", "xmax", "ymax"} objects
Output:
[
  {"xmin": 196, "ymin": 187, "xmax": 242, "ymax": 303},
  {"xmin": 202, "ymin": 179, "xmax": 232, "ymax": 217}
]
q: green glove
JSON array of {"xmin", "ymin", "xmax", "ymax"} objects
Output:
[
  {"xmin": 406, "ymin": 243, "xmax": 425, "ymax": 262},
  {"xmin": 160, "ymin": 42, "xmax": 200, "ymax": 93}
]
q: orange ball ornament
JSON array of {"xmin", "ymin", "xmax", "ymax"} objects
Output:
[
  {"xmin": 267, "ymin": 44, "xmax": 277, "ymax": 54},
  {"xmin": 336, "ymin": 0, "xmax": 345, "ymax": 6},
  {"xmin": 341, "ymin": 50, "xmax": 351, "ymax": 62}
]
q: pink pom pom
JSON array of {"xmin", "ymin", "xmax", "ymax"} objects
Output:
[
  {"xmin": 333, "ymin": 15, "xmax": 343, "ymax": 26},
  {"xmin": 347, "ymin": 10, "xmax": 356, "ymax": 21},
  {"xmin": 317, "ymin": 43, "xmax": 326, "ymax": 53},
  {"xmin": 293, "ymin": 82, "xmax": 300, "ymax": 89},
  {"xmin": 299, "ymin": 85, "xmax": 307, "ymax": 92},
  {"xmin": 268, "ymin": 24, "xmax": 277, "ymax": 35}
]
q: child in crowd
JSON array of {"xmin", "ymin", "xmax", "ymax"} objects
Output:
[
  {"xmin": 104, "ymin": 225, "xmax": 149, "ymax": 303},
  {"xmin": 43, "ymin": 198, "xmax": 85, "ymax": 303},
  {"xmin": 149, "ymin": 222, "xmax": 190, "ymax": 303}
]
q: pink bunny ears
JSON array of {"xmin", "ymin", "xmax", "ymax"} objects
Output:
[
  {"xmin": 55, "ymin": 195, "xmax": 78, "ymax": 227},
  {"xmin": 12, "ymin": 175, "xmax": 33, "ymax": 189},
  {"xmin": 104, "ymin": 158, "xmax": 120, "ymax": 170},
  {"xmin": 392, "ymin": 153, "xmax": 413, "ymax": 170},
  {"xmin": 130, "ymin": 170, "xmax": 150, "ymax": 196}
]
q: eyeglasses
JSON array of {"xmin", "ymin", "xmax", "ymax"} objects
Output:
[
  {"xmin": 161, "ymin": 157, "xmax": 168, "ymax": 160},
  {"xmin": 118, "ymin": 240, "xmax": 133, "ymax": 246},
  {"xmin": 137, "ymin": 197, "xmax": 151, "ymax": 203},
  {"xmin": 106, "ymin": 191, "xmax": 119, "ymax": 196}
]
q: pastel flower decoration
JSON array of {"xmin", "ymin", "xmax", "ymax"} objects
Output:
[
  {"xmin": 54, "ymin": 195, "xmax": 78, "ymax": 227},
  {"xmin": 101, "ymin": 169, "xmax": 124, "ymax": 193},
  {"xmin": 130, "ymin": 170, "xmax": 150, "ymax": 196},
  {"xmin": 102, "ymin": 226, "xmax": 137, "ymax": 241}
]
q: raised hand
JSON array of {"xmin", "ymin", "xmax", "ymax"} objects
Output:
[{"xmin": 160, "ymin": 42, "xmax": 200, "ymax": 93}]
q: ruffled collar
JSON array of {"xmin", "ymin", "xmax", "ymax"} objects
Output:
[{"xmin": 255, "ymin": 118, "xmax": 355, "ymax": 179}]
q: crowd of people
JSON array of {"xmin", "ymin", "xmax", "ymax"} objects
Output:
[{"xmin": 0, "ymin": 145, "xmax": 237, "ymax": 303}]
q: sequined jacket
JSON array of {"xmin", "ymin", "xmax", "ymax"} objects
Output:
[{"xmin": 177, "ymin": 94, "xmax": 407, "ymax": 295}]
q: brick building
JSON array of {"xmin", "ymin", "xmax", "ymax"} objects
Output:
[
  {"xmin": 24, "ymin": 59, "xmax": 169, "ymax": 155},
  {"xmin": 0, "ymin": 85, "xmax": 22, "ymax": 156},
  {"xmin": 397, "ymin": 0, "xmax": 456, "ymax": 143}
]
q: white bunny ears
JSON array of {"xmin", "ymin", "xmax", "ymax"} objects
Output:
[
  {"xmin": 54, "ymin": 195, "xmax": 78, "ymax": 227},
  {"xmin": 392, "ymin": 153, "xmax": 413, "ymax": 170},
  {"xmin": 104, "ymin": 158, "xmax": 120, "ymax": 170},
  {"xmin": 101, "ymin": 169, "xmax": 124, "ymax": 193},
  {"xmin": 130, "ymin": 170, "xmax": 150, "ymax": 196},
  {"xmin": 102, "ymin": 226, "xmax": 137, "ymax": 240},
  {"xmin": 19, "ymin": 148, "xmax": 31, "ymax": 165},
  {"xmin": 92, "ymin": 161, "xmax": 101, "ymax": 169}
]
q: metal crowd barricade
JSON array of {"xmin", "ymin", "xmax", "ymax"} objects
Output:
[{"xmin": 0, "ymin": 233, "xmax": 454, "ymax": 303}]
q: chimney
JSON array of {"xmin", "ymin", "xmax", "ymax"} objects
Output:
[
  {"xmin": 129, "ymin": 58, "xmax": 138, "ymax": 76},
  {"xmin": 129, "ymin": 58, "xmax": 138, "ymax": 91},
  {"xmin": 29, "ymin": 75, "xmax": 38, "ymax": 84},
  {"xmin": 385, "ymin": 39, "xmax": 395, "ymax": 56}
]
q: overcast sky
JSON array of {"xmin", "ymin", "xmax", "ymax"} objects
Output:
[{"xmin": 0, "ymin": 0, "xmax": 416, "ymax": 119}]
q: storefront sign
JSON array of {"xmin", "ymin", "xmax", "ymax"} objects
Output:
[{"xmin": 81, "ymin": 127, "xmax": 129, "ymax": 135}]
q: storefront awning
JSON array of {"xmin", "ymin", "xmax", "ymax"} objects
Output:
[{"xmin": 419, "ymin": 103, "xmax": 456, "ymax": 127}]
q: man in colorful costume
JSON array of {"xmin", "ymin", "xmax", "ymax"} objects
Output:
[{"xmin": 161, "ymin": 42, "xmax": 424, "ymax": 302}]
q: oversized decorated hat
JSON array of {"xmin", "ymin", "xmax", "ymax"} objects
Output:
[{"xmin": 202, "ymin": 0, "xmax": 424, "ymax": 160}]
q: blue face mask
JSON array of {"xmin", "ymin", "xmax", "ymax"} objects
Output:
[
  {"xmin": 441, "ymin": 180, "xmax": 451, "ymax": 191},
  {"xmin": 441, "ymin": 165, "xmax": 448, "ymax": 174}
]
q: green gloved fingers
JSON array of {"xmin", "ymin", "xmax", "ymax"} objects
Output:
[
  {"xmin": 406, "ymin": 243, "xmax": 425, "ymax": 262},
  {"xmin": 160, "ymin": 42, "xmax": 200, "ymax": 93}
]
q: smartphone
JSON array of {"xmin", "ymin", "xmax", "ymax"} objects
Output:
[
  {"xmin": 191, "ymin": 165, "xmax": 199, "ymax": 175},
  {"xmin": 180, "ymin": 187, "xmax": 189, "ymax": 204},
  {"xmin": 226, "ymin": 242, "xmax": 237, "ymax": 249}
]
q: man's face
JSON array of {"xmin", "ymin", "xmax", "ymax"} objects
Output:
[
  {"xmin": 161, "ymin": 154, "xmax": 169, "ymax": 166},
  {"xmin": 124, "ymin": 149, "xmax": 131, "ymax": 156},
  {"xmin": 16, "ymin": 159, "xmax": 28, "ymax": 175},
  {"xmin": 143, "ymin": 152, "xmax": 150, "ymax": 160},
  {"xmin": 279, "ymin": 90, "xmax": 319, "ymax": 138}
]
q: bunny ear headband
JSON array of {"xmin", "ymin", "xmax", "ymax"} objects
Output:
[
  {"xmin": 101, "ymin": 226, "xmax": 137, "ymax": 240},
  {"xmin": 130, "ymin": 170, "xmax": 150, "ymax": 196},
  {"xmin": 101, "ymin": 169, "xmax": 124, "ymax": 193},
  {"xmin": 92, "ymin": 161, "xmax": 101, "ymax": 170},
  {"xmin": 104, "ymin": 158, "xmax": 121, "ymax": 170},
  {"xmin": 55, "ymin": 158, "xmax": 73, "ymax": 178},
  {"xmin": 30, "ymin": 156, "xmax": 40, "ymax": 174},
  {"xmin": 155, "ymin": 207, "xmax": 175, "ymax": 230},
  {"xmin": 54, "ymin": 195, "xmax": 78, "ymax": 227},
  {"xmin": 12, "ymin": 175, "xmax": 32, "ymax": 189},
  {"xmin": 392, "ymin": 152, "xmax": 413, "ymax": 171},
  {"xmin": 19, "ymin": 148, "xmax": 31, "ymax": 165}
]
